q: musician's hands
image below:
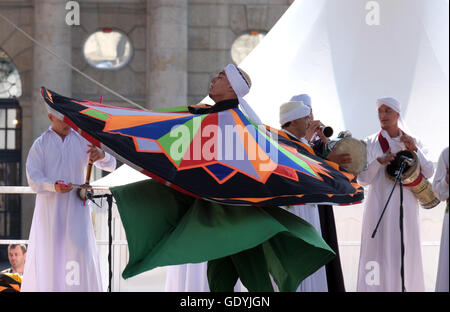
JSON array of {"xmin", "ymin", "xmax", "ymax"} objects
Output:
[
  {"xmin": 55, "ymin": 180, "xmax": 73, "ymax": 193},
  {"xmin": 377, "ymin": 148, "xmax": 396, "ymax": 165},
  {"xmin": 327, "ymin": 149, "xmax": 352, "ymax": 166},
  {"xmin": 306, "ymin": 120, "xmax": 329, "ymax": 143},
  {"xmin": 400, "ymin": 134, "xmax": 418, "ymax": 152},
  {"xmin": 87, "ymin": 144, "xmax": 105, "ymax": 162}
]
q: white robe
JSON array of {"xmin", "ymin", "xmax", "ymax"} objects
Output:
[
  {"xmin": 356, "ymin": 130, "xmax": 434, "ymax": 292},
  {"xmin": 283, "ymin": 204, "xmax": 328, "ymax": 292},
  {"xmin": 164, "ymin": 263, "xmax": 244, "ymax": 292},
  {"xmin": 164, "ymin": 134, "xmax": 327, "ymax": 292},
  {"xmin": 165, "ymin": 263, "xmax": 210, "ymax": 292},
  {"xmin": 163, "ymin": 203, "xmax": 328, "ymax": 293},
  {"xmin": 432, "ymin": 147, "xmax": 449, "ymax": 292},
  {"xmin": 21, "ymin": 128, "xmax": 116, "ymax": 292},
  {"xmin": 282, "ymin": 136, "xmax": 328, "ymax": 292}
]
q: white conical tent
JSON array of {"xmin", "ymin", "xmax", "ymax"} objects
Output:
[
  {"xmin": 91, "ymin": 0, "xmax": 447, "ymax": 291},
  {"xmin": 196, "ymin": 0, "xmax": 447, "ymax": 291},
  {"xmin": 91, "ymin": 164, "xmax": 149, "ymax": 188},
  {"xmin": 238, "ymin": 0, "xmax": 448, "ymax": 291},
  {"xmin": 236, "ymin": 0, "xmax": 448, "ymax": 162}
]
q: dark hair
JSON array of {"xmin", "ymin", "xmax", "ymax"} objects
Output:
[
  {"xmin": 237, "ymin": 68, "xmax": 251, "ymax": 88},
  {"xmin": 281, "ymin": 122, "xmax": 291, "ymax": 129},
  {"xmin": 8, "ymin": 244, "xmax": 27, "ymax": 254}
]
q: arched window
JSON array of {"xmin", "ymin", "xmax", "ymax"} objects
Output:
[
  {"xmin": 83, "ymin": 29, "xmax": 133, "ymax": 70},
  {"xmin": 231, "ymin": 31, "xmax": 266, "ymax": 65},
  {"xmin": 0, "ymin": 50, "xmax": 22, "ymax": 99},
  {"xmin": 0, "ymin": 50, "xmax": 22, "ymax": 240}
]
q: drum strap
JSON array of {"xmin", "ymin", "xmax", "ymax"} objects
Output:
[
  {"xmin": 377, "ymin": 130, "xmax": 406, "ymax": 153},
  {"xmin": 403, "ymin": 174, "xmax": 423, "ymax": 187}
]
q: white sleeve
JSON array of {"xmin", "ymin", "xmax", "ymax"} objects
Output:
[
  {"xmin": 433, "ymin": 149, "xmax": 449, "ymax": 201},
  {"xmin": 357, "ymin": 137, "xmax": 383, "ymax": 186},
  {"xmin": 415, "ymin": 139, "xmax": 434, "ymax": 179},
  {"xmin": 79, "ymin": 134, "xmax": 117, "ymax": 173},
  {"xmin": 93, "ymin": 151, "xmax": 116, "ymax": 173},
  {"xmin": 416, "ymin": 147, "xmax": 435, "ymax": 179},
  {"xmin": 357, "ymin": 159, "xmax": 383, "ymax": 186},
  {"xmin": 26, "ymin": 140, "xmax": 56, "ymax": 194}
]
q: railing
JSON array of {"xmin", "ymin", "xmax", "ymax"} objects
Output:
[
  {"xmin": 0, "ymin": 186, "xmax": 125, "ymax": 291},
  {"xmin": 1, "ymin": 185, "xmax": 444, "ymax": 292},
  {"xmin": 0, "ymin": 186, "xmax": 34, "ymax": 194}
]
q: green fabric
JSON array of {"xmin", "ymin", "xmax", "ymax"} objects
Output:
[
  {"xmin": 152, "ymin": 106, "xmax": 189, "ymax": 113},
  {"xmin": 226, "ymin": 244, "xmax": 274, "ymax": 292},
  {"xmin": 111, "ymin": 179, "xmax": 335, "ymax": 292},
  {"xmin": 206, "ymin": 257, "xmax": 239, "ymax": 292}
]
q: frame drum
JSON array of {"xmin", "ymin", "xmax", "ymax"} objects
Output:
[{"xmin": 326, "ymin": 137, "xmax": 367, "ymax": 175}]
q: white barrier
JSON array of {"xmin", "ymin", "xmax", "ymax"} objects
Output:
[{"xmin": 1, "ymin": 185, "xmax": 444, "ymax": 292}]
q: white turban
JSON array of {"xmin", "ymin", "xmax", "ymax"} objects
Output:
[
  {"xmin": 290, "ymin": 94, "xmax": 311, "ymax": 108},
  {"xmin": 376, "ymin": 97, "xmax": 411, "ymax": 134},
  {"xmin": 224, "ymin": 64, "xmax": 262, "ymax": 125},
  {"xmin": 376, "ymin": 97, "xmax": 401, "ymax": 114},
  {"xmin": 279, "ymin": 101, "xmax": 311, "ymax": 126},
  {"xmin": 45, "ymin": 103, "xmax": 63, "ymax": 119}
]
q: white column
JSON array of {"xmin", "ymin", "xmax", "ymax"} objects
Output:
[
  {"xmin": 31, "ymin": 0, "xmax": 72, "ymax": 138},
  {"xmin": 146, "ymin": 0, "xmax": 188, "ymax": 110}
]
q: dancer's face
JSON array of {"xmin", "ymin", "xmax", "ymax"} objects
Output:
[{"xmin": 209, "ymin": 71, "xmax": 235, "ymax": 100}]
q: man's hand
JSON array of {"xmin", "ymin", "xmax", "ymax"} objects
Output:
[
  {"xmin": 377, "ymin": 148, "xmax": 396, "ymax": 165},
  {"xmin": 400, "ymin": 134, "xmax": 418, "ymax": 152},
  {"xmin": 306, "ymin": 120, "xmax": 329, "ymax": 143},
  {"xmin": 87, "ymin": 144, "xmax": 105, "ymax": 162},
  {"xmin": 328, "ymin": 149, "xmax": 352, "ymax": 166},
  {"xmin": 55, "ymin": 180, "xmax": 73, "ymax": 193}
]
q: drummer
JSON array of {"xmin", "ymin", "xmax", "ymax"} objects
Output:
[
  {"xmin": 278, "ymin": 100, "xmax": 328, "ymax": 291},
  {"xmin": 282, "ymin": 94, "xmax": 349, "ymax": 292},
  {"xmin": 356, "ymin": 97, "xmax": 434, "ymax": 292},
  {"xmin": 21, "ymin": 103, "xmax": 116, "ymax": 292},
  {"xmin": 290, "ymin": 94, "xmax": 352, "ymax": 166}
]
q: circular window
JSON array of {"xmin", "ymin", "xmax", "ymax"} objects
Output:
[
  {"xmin": 0, "ymin": 50, "xmax": 22, "ymax": 98},
  {"xmin": 83, "ymin": 29, "xmax": 133, "ymax": 70},
  {"xmin": 231, "ymin": 32, "xmax": 266, "ymax": 65}
]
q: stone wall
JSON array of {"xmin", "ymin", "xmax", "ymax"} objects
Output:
[
  {"xmin": 0, "ymin": 1, "xmax": 33, "ymax": 156},
  {"xmin": 0, "ymin": 0, "xmax": 293, "ymax": 238},
  {"xmin": 0, "ymin": 0, "xmax": 34, "ymax": 238},
  {"xmin": 72, "ymin": 1, "xmax": 147, "ymax": 105},
  {"xmin": 187, "ymin": 0, "xmax": 294, "ymax": 104}
]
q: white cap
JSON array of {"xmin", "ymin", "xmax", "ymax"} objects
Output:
[
  {"xmin": 224, "ymin": 64, "xmax": 262, "ymax": 125},
  {"xmin": 45, "ymin": 103, "xmax": 64, "ymax": 120},
  {"xmin": 290, "ymin": 94, "xmax": 311, "ymax": 108},
  {"xmin": 376, "ymin": 97, "xmax": 401, "ymax": 114},
  {"xmin": 279, "ymin": 101, "xmax": 311, "ymax": 126}
]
